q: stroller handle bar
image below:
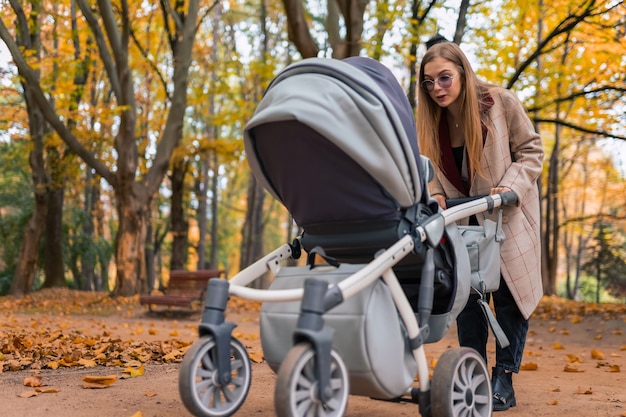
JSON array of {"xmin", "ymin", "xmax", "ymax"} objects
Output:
[
  {"xmin": 440, "ymin": 191, "xmax": 517, "ymax": 225},
  {"xmin": 227, "ymin": 191, "xmax": 517, "ymax": 302},
  {"xmin": 445, "ymin": 191, "xmax": 517, "ymax": 208}
]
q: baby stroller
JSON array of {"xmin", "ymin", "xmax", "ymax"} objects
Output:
[{"xmin": 178, "ymin": 56, "xmax": 517, "ymax": 417}]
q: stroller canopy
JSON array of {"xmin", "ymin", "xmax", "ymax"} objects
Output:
[{"xmin": 244, "ymin": 57, "xmax": 427, "ymax": 228}]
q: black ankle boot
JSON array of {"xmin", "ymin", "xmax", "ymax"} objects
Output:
[{"xmin": 492, "ymin": 366, "xmax": 516, "ymax": 411}]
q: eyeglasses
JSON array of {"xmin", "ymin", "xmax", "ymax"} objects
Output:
[{"xmin": 421, "ymin": 75, "xmax": 456, "ymax": 92}]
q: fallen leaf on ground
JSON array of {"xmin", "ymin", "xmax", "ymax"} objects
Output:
[
  {"xmin": 35, "ymin": 387, "xmax": 60, "ymax": 393},
  {"xmin": 566, "ymin": 353, "xmax": 581, "ymax": 364},
  {"xmin": 575, "ymin": 386, "xmax": 593, "ymax": 395},
  {"xmin": 609, "ymin": 365, "xmax": 621, "ymax": 372},
  {"xmin": 520, "ymin": 362, "xmax": 538, "ymax": 370},
  {"xmin": 23, "ymin": 376, "xmax": 43, "ymax": 387},
  {"xmin": 591, "ymin": 349, "xmax": 605, "ymax": 359},
  {"xmin": 82, "ymin": 375, "xmax": 118, "ymax": 389},
  {"xmin": 248, "ymin": 350, "xmax": 264, "ymax": 364},
  {"xmin": 78, "ymin": 358, "xmax": 98, "ymax": 367},
  {"xmin": 123, "ymin": 364, "xmax": 145, "ymax": 377},
  {"xmin": 19, "ymin": 390, "xmax": 38, "ymax": 398},
  {"xmin": 547, "ymin": 400, "xmax": 558, "ymax": 405},
  {"xmin": 564, "ymin": 364, "xmax": 584, "ymax": 372}
]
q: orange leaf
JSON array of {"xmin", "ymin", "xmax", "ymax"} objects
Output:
[
  {"xmin": 123, "ymin": 364, "xmax": 145, "ymax": 377},
  {"xmin": 520, "ymin": 362, "xmax": 538, "ymax": 371},
  {"xmin": 566, "ymin": 353, "xmax": 581, "ymax": 364},
  {"xmin": 547, "ymin": 400, "xmax": 559, "ymax": 405},
  {"xmin": 35, "ymin": 387, "xmax": 60, "ymax": 393},
  {"xmin": 575, "ymin": 386, "xmax": 593, "ymax": 395},
  {"xmin": 81, "ymin": 375, "xmax": 118, "ymax": 389},
  {"xmin": 549, "ymin": 386, "xmax": 561, "ymax": 392},
  {"xmin": 23, "ymin": 376, "xmax": 43, "ymax": 387},
  {"xmin": 248, "ymin": 350, "xmax": 264, "ymax": 364},
  {"xmin": 19, "ymin": 390, "xmax": 38, "ymax": 398},
  {"xmin": 78, "ymin": 358, "xmax": 97, "ymax": 367},
  {"xmin": 564, "ymin": 364, "xmax": 584, "ymax": 372},
  {"xmin": 609, "ymin": 365, "xmax": 621, "ymax": 372},
  {"xmin": 553, "ymin": 342, "xmax": 565, "ymax": 350},
  {"xmin": 591, "ymin": 349, "xmax": 605, "ymax": 360},
  {"xmin": 594, "ymin": 334, "xmax": 603, "ymax": 341}
]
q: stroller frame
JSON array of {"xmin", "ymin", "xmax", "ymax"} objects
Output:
[{"xmin": 178, "ymin": 192, "xmax": 517, "ymax": 417}]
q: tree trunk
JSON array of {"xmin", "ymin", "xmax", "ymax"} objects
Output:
[
  {"xmin": 240, "ymin": 175, "xmax": 267, "ymax": 288},
  {"xmin": 281, "ymin": 0, "xmax": 319, "ymax": 58},
  {"xmin": 42, "ymin": 186, "xmax": 66, "ymax": 288},
  {"xmin": 196, "ymin": 157, "xmax": 209, "ymax": 270},
  {"xmin": 113, "ymin": 183, "xmax": 149, "ymax": 296},
  {"xmin": 209, "ymin": 151, "xmax": 219, "ymax": 269},
  {"xmin": 11, "ymin": 82, "xmax": 48, "ymax": 296},
  {"xmin": 170, "ymin": 159, "xmax": 189, "ymax": 271},
  {"xmin": 453, "ymin": 0, "xmax": 470, "ymax": 44},
  {"xmin": 80, "ymin": 167, "xmax": 97, "ymax": 290},
  {"xmin": 145, "ymin": 213, "xmax": 155, "ymax": 292}
]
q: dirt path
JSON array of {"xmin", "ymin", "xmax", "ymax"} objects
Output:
[{"xmin": 1, "ymin": 293, "xmax": 625, "ymax": 417}]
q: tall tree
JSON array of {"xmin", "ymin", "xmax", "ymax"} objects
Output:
[
  {"xmin": 4, "ymin": 0, "xmax": 49, "ymax": 296},
  {"xmin": 0, "ymin": 0, "xmax": 206, "ymax": 295}
]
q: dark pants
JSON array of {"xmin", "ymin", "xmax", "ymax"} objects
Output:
[{"xmin": 456, "ymin": 276, "xmax": 528, "ymax": 373}]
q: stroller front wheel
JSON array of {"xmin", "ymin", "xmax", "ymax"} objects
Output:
[
  {"xmin": 179, "ymin": 335, "xmax": 252, "ymax": 417},
  {"xmin": 275, "ymin": 343, "xmax": 349, "ymax": 417},
  {"xmin": 430, "ymin": 347, "xmax": 492, "ymax": 417}
]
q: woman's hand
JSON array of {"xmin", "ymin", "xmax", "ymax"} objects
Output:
[
  {"xmin": 431, "ymin": 193, "xmax": 447, "ymax": 209},
  {"xmin": 490, "ymin": 186, "xmax": 512, "ymax": 195}
]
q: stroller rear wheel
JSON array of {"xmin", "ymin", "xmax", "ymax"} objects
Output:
[
  {"xmin": 179, "ymin": 335, "xmax": 251, "ymax": 417},
  {"xmin": 275, "ymin": 343, "xmax": 349, "ymax": 417},
  {"xmin": 430, "ymin": 347, "xmax": 492, "ymax": 417}
]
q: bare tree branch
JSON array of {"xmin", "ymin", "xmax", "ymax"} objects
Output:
[
  {"xmin": 75, "ymin": 0, "xmax": 122, "ymax": 99},
  {"xmin": 534, "ymin": 117, "xmax": 626, "ymax": 141}
]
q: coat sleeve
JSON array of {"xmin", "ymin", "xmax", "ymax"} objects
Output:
[{"xmin": 496, "ymin": 90, "xmax": 544, "ymax": 204}]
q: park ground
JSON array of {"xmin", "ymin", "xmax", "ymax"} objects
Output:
[{"xmin": 1, "ymin": 288, "xmax": 625, "ymax": 417}]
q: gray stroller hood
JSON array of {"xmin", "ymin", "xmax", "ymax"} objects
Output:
[{"xmin": 244, "ymin": 57, "xmax": 429, "ymax": 229}]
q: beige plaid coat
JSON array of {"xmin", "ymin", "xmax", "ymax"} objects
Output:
[{"xmin": 428, "ymin": 87, "xmax": 544, "ymax": 319}]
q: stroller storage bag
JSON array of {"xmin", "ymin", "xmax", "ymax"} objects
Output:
[
  {"xmin": 260, "ymin": 263, "xmax": 418, "ymax": 400},
  {"xmin": 459, "ymin": 208, "xmax": 505, "ymax": 294}
]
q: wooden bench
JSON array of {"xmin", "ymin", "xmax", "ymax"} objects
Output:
[{"xmin": 139, "ymin": 269, "xmax": 227, "ymax": 311}]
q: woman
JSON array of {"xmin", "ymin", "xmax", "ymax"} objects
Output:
[{"xmin": 416, "ymin": 41, "xmax": 544, "ymax": 411}]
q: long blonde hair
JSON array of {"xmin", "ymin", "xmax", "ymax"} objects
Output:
[{"xmin": 416, "ymin": 42, "xmax": 493, "ymax": 179}]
